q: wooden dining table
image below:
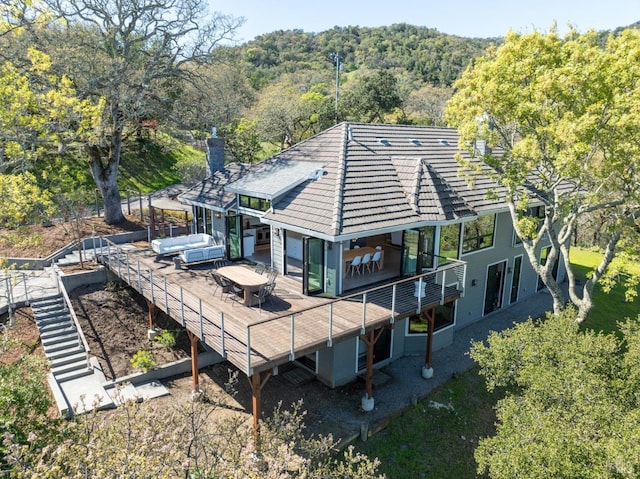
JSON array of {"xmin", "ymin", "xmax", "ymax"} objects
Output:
[
  {"xmin": 217, "ymin": 265, "xmax": 269, "ymax": 306},
  {"xmin": 342, "ymin": 246, "xmax": 384, "ymax": 274}
]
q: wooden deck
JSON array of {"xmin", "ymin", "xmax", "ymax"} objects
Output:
[{"xmin": 97, "ymin": 240, "xmax": 465, "ymax": 376}]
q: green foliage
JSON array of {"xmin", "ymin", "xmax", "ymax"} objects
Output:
[
  {"xmin": 130, "ymin": 350, "xmax": 155, "ymax": 372},
  {"xmin": 446, "ymin": 27, "xmax": 640, "ymax": 322},
  {"xmin": 470, "ymin": 309, "xmax": 640, "ymax": 478},
  {"xmin": 4, "ymin": 391, "xmax": 383, "ymax": 478},
  {"xmin": 153, "ymin": 329, "xmax": 177, "ymax": 348},
  {"xmin": 0, "ymin": 172, "xmax": 55, "ymax": 228},
  {"xmin": 0, "ymin": 332, "xmax": 58, "ymax": 465},
  {"xmin": 235, "ymin": 24, "xmax": 495, "ymax": 89},
  {"xmin": 341, "ymin": 70, "xmax": 403, "ymax": 123}
]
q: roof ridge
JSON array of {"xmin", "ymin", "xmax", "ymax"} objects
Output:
[
  {"xmin": 423, "ymin": 162, "xmax": 475, "ymax": 219},
  {"xmin": 409, "ymin": 159, "xmax": 422, "ymax": 214},
  {"xmin": 330, "ymin": 124, "xmax": 348, "ymax": 236}
]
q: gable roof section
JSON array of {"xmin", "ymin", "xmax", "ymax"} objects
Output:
[{"xmin": 262, "ymin": 122, "xmax": 506, "ymax": 238}]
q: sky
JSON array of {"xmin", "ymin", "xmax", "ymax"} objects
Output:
[{"xmin": 211, "ymin": 0, "xmax": 640, "ymax": 43}]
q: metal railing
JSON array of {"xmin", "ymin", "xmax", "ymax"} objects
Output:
[
  {"xmin": 94, "ymin": 238, "xmax": 466, "ymax": 376},
  {"xmin": 55, "ymin": 271, "xmax": 92, "ymax": 369}
]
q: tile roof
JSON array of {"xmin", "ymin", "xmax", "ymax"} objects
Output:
[
  {"xmin": 179, "ymin": 163, "xmax": 252, "ymax": 210},
  {"xmin": 178, "ymin": 122, "xmax": 509, "ymax": 239},
  {"xmin": 262, "ymin": 122, "xmax": 506, "ymax": 238}
]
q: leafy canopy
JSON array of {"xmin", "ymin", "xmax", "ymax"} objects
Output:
[
  {"xmin": 446, "ymin": 27, "xmax": 640, "ymax": 322},
  {"xmin": 470, "ymin": 309, "xmax": 640, "ymax": 478}
]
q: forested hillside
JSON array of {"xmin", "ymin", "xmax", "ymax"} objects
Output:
[{"xmin": 233, "ymin": 24, "xmax": 497, "ymax": 87}]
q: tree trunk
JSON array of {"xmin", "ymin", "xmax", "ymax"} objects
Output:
[{"xmin": 86, "ymin": 146, "xmax": 125, "ymax": 225}]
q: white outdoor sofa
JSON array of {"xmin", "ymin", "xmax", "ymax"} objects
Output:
[
  {"xmin": 179, "ymin": 245, "xmax": 225, "ymax": 265},
  {"xmin": 151, "ymin": 233, "xmax": 215, "ymax": 255}
]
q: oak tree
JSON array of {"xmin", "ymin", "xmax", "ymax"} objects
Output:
[
  {"xmin": 470, "ymin": 309, "xmax": 640, "ymax": 478},
  {"xmin": 446, "ymin": 28, "xmax": 640, "ymax": 323},
  {"xmin": 21, "ymin": 0, "xmax": 242, "ymax": 224}
]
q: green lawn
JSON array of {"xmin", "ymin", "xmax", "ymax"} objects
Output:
[
  {"xmin": 356, "ymin": 246, "xmax": 639, "ymax": 478},
  {"xmin": 569, "ymin": 247, "xmax": 640, "ymax": 333},
  {"xmin": 355, "ymin": 369, "xmax": 495, "ymax": 479}
]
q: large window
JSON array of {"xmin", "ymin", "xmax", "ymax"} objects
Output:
[
  {"xmin": 438, "ymin": 223, "xmax": 461, "ymax": 262},
  {"xmin": 408, "ymin": 302, "xmax": 456, "ymax": 334},
  {"xmin": 239, "ymin": 194, "xmax": 270, "ymax": 212},
  {"xmin": 462, "ymin": 214, "xmax": 496, "ymax": 254}
]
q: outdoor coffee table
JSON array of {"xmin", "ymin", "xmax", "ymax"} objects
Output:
[{"xmin": 217, "ymin": 265, "xmax": 269, "ymax": 306}]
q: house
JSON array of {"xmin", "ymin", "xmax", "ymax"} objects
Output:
[{"xmin": 178, "ymin": 122, "xmax": 563, "ymax": 396}]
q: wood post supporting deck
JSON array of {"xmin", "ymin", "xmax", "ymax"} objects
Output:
[
  {"xmin": 146, "ymin": 300, "xmax": 155, "ymax": 330},
  {"xmin": 187, "ymin": 330, "xmax": 200, "ymax": 393},
  {"xmin": 424, "ymin": 308, "xmax": 435, "ymax": 369},
  {"xmin": 184, "ymin": 211, "xmax": 189, "ymax": 233},
  {"xmin": 359, "ymin": 328, "xmax": 387, "ymax": 400},
  {"xmin": 149, "ymin": 202, "xmax": 156, "ymax": 239},
  {"xmin": 248, "ymin": 369, "xmax": 273, "ymax": 453}
]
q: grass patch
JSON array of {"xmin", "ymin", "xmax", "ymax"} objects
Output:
[
  {"xmin": 356, "ymin": 369, "xmax": 496, "ymax": 479},
  {"xmin": 117, "ymin": 138, "xmax": 199, "ymax": 193},
  {"xmin": 569, "ymin": 247, "xmax": 640, "ymax": 333}
]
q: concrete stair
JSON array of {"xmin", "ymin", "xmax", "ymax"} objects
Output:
[
  {"xmin": 55, "ymin": 248, "xmax": 96, "ymax": 266},
  {"xmin": 32, "ymin": 295, "xmax": 92, "ymax": 382},
  {"xmin": 31, "ymin": 294, "xmax": 114, "ymax": 415}
]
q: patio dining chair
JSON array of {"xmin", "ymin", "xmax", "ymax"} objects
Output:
[
  {"xmin": 226, "ymin": 281, "xmax": 245, "ymax": 306},
  {"xmin": 371, "ymin": 250, "xmax": 382, "ymax": 272},
  {"xmin": 211, "ymin": 271, "xmax": 229, "ymax": 299},
  {"xmin": 254, "ymin": 263, "xmax": 266, "ymax": 275},
  {"xmin": 267, "ymin": 267, "xmax": 279, "ymax": 283},
  {"xmin": 349, "ymin": 255, "xmax": 362, "ymax": 276},
  {"xmin": 252, "ymin": 280, "xmax": 276, "ymax": 313},
  {"xmin": 361, "ymin": 253, "xmax": 372, "ymax": 273}
]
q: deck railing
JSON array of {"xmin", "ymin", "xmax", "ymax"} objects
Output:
[{"xmin": 94, "ymin": 238, "xmax": 466, "ymax": 376}]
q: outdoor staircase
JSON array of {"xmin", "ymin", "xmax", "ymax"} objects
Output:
[
  {"xmin": 31, "ymin": 294, "xmax": 116, "ymax": 416},
  {"xmin": 31, "ymin": 295, "xmax": 93, "ymax": 383}
]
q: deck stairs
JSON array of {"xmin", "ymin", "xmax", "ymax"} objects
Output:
[{"xmin": 31, "ymin": 294, "xmax": 115, "ymax": 415}]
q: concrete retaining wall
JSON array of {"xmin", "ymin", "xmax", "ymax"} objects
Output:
[
  {"xmin": 3, "ymin": 230, "xmax": 149, "ymax": 270},
  {"xmin": 102, "ymin": 350, "xmax": 225, "ymax": 387}
]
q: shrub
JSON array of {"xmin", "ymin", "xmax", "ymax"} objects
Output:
[
  {"xmin": 154, "ymin": 329, "xmax": 177, "ymax": 348},
  {"xmin": 130, "ymin": 350, "xmax": 155, "ymax": 372}
]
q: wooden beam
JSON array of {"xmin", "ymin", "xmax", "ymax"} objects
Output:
[
  {"xmin": 424, "ymin": 308, "xmax": 435, "ymax": 369},
  {"xmin": 146, "ymin": 300, "xmax": 155, "ymax": 330},
  {"xmin": 359, "ymin": 328, "xmax": 386, "ymax": 400},
  {"xmin": 187, "ymin": 330, "xmax": 200, "ymax": 393},
  {"xmin": 149, "ymin": 205, "xmax": 156, "ymax": 240},
  {"xmin": 249, "ymin": 369, "xmax": 273, "ymax": 453}
]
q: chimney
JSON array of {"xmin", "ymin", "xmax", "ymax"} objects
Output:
[
  {"xmin": 474, "ymin": 139, "xmax": 491, "ymax": 156},
  {"xmin": 206, "ymin": 127, "xmax": 225, "ymax": 177}
]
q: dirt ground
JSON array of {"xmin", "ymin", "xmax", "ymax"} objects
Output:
[
  {"xmin": 4, "ymin": 287, "xmax": 363, "ymax": 442},
  {"xmin": 68, "ymin": 280, "xmax": 363, "ymax": 441},
  {"xmin": 0, "ymin": 215, "xmax": 148, "ymax": 258}
]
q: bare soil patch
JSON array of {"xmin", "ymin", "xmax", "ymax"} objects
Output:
[
  {"xmin": 0, "ymin": 215, "xmax": 147, "ymax": 259},
  {"xmin": 67, "ymin": 280, "xmax": 361, "ymax": 441},
  {"xmin": 69, "ymin": 282, "xmax": 193, "ymax": 381}
]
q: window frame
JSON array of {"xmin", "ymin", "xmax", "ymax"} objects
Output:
[{"xmin": 461, "ymin": 214, "xmax": 496, "ymax": 255}]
